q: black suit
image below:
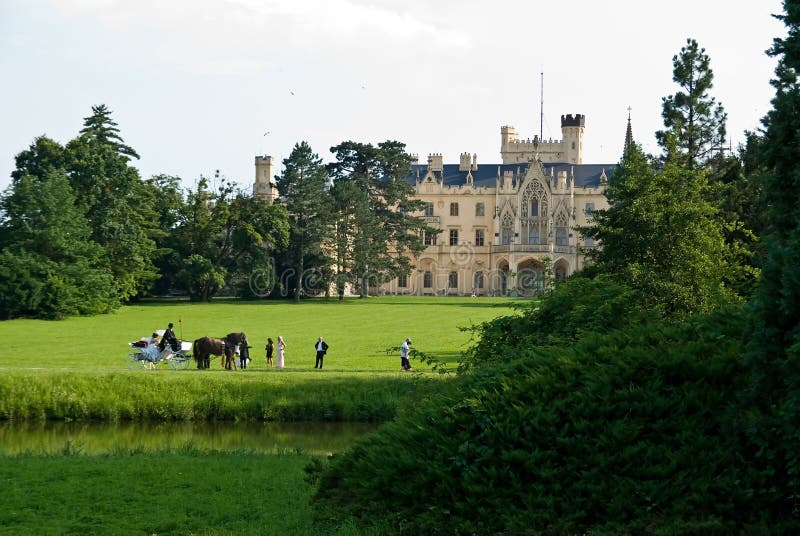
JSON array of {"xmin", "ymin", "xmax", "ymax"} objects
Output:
[{"xmin": 314, "ymin": 340, "xmax": 329, "ymax": 369}]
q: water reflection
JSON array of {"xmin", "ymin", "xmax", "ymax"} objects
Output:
[{"xmin": 0, "ymin": 421, "xmax": 380, "ymax": 455}]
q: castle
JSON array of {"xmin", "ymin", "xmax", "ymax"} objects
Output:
[{"xmin": 254, "ymin": 114, "xmax": 615, "ymax": 296}]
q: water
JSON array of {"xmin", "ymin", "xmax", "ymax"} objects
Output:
[{"xmin": 0, "ymin": 421, "xmax": 380, "ymax": 455}]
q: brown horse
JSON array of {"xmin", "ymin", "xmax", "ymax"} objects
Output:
[{"xmin": 192, "ymin": 333, "xmax": 249, "ymax": 370}]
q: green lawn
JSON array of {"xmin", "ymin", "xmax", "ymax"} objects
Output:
[{"xmin": 0, "ymin": 296, "xmax": 519, "ymax": 372}]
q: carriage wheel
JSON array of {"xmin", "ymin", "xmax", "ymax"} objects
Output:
[
  {"xmin": 126, "ymin": 348, "xmax": 148, "ymax": 370},
  {"xmin": 168, "ymin": 351, "xmax": 191, "ymax": 370}
]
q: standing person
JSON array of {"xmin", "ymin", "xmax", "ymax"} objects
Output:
[
  {"xmin": 276, "ymin": 336, "xmax": 286, "ymax": 368},
  {"xmin": 314, "ymin": 337, "xmax": 329, "ymax": 369},
  {"xmin": 400, "ymin": 338, "xmax": 413, "ymax": 371},
  {"xmin": 265, "ymin": 338, "xmax": 274, "ymax": 367},
  {"xmin": 239, "ymin": 341, "xmax": 250, "ymax": 369}
]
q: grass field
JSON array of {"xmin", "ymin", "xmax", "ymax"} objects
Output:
[
  {"xmin": 0, "ymin": 298, "xmax": 521, "ymax": 534},
  {"xmin": 0, "ymin": 296, "xmax": 519, "ymax": 372}
]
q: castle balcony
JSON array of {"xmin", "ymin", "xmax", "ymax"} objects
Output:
[
  {"xmin": 489, "ymin": 244, "xmax": 579, "ymax": 255},
  {"xmin": 423, "ymin": 216, "xmax": 440, "ymax": 225}
]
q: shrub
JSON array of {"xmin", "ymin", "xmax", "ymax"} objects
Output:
[{"xmin": 313, "ymin": 306, "xmax": 797, "ymax": 533}]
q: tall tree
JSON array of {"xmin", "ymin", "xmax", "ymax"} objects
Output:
[
  {"xmin": 327, "ymin": 140, "xmax": 432, "ymax": 298},
  {"xmin": 581, "ymin": 142, "xmax": 731, "ymax": 318},
  {"xmin": 0, "ymin": 169, "xmax": 116, "ymax": 319},
  {"xmin": 275, "ymin": 142, "xmax": 332, "ymax": 301},
  {"xmin": 656, "ymin": 38, "xmax": 728, "ymax": 168},
  {"xmin": 65, "ymin": 106, "xmax": 158, "ymax": 299},
  {"xmin": 750, "ymin": 0, "xmax": 800, "ymax": 439}
]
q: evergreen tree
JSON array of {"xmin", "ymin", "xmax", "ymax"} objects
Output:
[
  {"xmin": 327, "ymin": 140, "xmax": 432, "ymax": 298},
  {"xmin": 275, "ymin": 142, "xmax": 332, "ymax": 301},
  {"xmin": 0, "ymin": 170, "xmax": 116, "ymax": 318},
  {"xmin": 79, "ymin": 104, "xmax": 140, "ymax": 160},
  {"xmin": 582, "ymin": 142, "xmax": 731, "ymax": 317},
  {"xmin": 656, "ymin": 38, "xmax": 727, "ymax": 168}
]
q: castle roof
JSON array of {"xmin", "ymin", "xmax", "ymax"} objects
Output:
[{"xmin": 406, "ymin": 162, "xmax": 614, "ymax": 189}]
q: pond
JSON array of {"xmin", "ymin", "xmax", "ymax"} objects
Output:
[{"xmin": 0, "ymin": 421, "xmax": 381, "ymax": 456}]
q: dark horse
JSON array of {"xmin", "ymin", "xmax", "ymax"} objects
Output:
[{"xmin": 192, "ymin": 332, "xmax": 248, "ymax": 370}]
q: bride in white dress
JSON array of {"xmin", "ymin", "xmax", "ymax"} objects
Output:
[{"xmin": 276, "ymin": 336, "xmax": 286, "ymax": 368}]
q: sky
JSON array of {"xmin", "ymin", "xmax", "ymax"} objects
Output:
[{"xmin": 0, "ymin": 0, "xmax": 787, "ymax": 193}]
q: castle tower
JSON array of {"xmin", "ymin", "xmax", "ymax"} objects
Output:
[
  {"xmin": 560, "ymin": 114, "xmax": 585, "ymax": 164},
  {"xmin": 254, "ymin": 155, "xmax": 277, "ymax": 203}
]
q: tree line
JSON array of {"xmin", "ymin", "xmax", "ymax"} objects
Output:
[{"xmin": 0, "ymin": 108, "xmax": 435, "ymax": 318}]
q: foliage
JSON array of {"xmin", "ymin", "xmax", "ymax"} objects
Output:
[
  {"xmin": 314, "ymin": 306, "xmax": 798, "ymax": 534},
  {"xmin": 0, "ymin": 170, "xmax": 117, "ymax": 319},
  {"xmin": 172, "ymin": 177, "xmax": 289, "ymax": 301},
  {"xmin": 276, "ymin": 141, "xmax": 333, "ymax": 301},
  {"xmin": 327, "ymin": 141, "xmax": 434, "ymax": 298},
  {"xmin": 461, "ymin": 274, "xmax": 653, "ymax": 370},
  {"xmin": 582, "ymin": 143, "xmax": 734, "ymax": 318},
  {"xmin": 656, "ymin": 37, "xmax": 727, "ymax": 168},
  {"xmin": 748, "ymin": 0, "xmax": 800, "ymax": 517}
]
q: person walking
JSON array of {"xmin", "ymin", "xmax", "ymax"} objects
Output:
[
  {"xmin": 265, "ymin": 338, "xmax": 274, "ymax": 367},
  {"xmin": 400, "ymin": 338, "xmax": 413, "ymax": 371},
  {"xmin": 314, "ymin": 337, "xmax": 329, "ymax": 369},
  {"xmin": 276, "ymin": 336, "xmax": 286, "ymax": 368}
]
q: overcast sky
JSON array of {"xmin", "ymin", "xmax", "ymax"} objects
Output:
[{"xmin": 0, "ymin": 0, "xmax": 786, "ymax": 193}]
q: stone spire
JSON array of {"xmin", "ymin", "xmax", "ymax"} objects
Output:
[{"xmin": 624, "ymin": 107, "xmax": 634, "ymax": 154}]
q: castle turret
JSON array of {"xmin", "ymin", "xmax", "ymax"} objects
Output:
[
  {"xmin": 254, "ymin": 155, "xmax": 277, "ymax": 203},
  {"xmin": 560, "ymin": 114, "xmax": 585, "ymax": 164},
  {"xmin": 427, "ymin": 153, "xmax": 443, "ymax": 172}
]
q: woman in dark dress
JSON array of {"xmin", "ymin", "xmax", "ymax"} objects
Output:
[{"xmin": 265, "ymin": 338, "xmax": 274, "ymax": 367}]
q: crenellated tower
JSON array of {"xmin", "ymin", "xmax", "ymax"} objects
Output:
[
  {"xmin": 253, "ymin": 155, "xmax": 278, "ymax": 203},
  {"xmin": 500, "ymin": 114, "xmax": 585, "ymax": 164}
]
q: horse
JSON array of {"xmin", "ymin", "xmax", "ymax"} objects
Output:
[
  {"xmin": 192, "ymin": 336, "xmax": 225, "ymax": 370},
  {"xmin": 191, "ymin": 332, "xmax": 249, "ymax": 370},
  {"xmin": 222, "ymin": 332, "xmax": 248, "ymax": 370}
]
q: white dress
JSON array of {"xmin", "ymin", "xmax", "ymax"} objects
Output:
[{"xmin": 276, "ymin": 341, "xmax": 285, "ymax": 368}]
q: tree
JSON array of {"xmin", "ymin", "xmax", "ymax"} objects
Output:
[
  {"xmin": 275, "ymin": 142, "xmax": 332, "ymax": 301},
  {"xmin": 327, "ymin": 140, "xmax": 432, "ymax": 298},
  {"xmin": 173, "ymin": 177, "xmax": 289, "ymax": 301},
  {"xmin": 0, "ymin": 169, "xmax": 116, "ymax": 319},
  {"xmin": 656, "ymin": 38, "xmax": 727, "ymax": 169},
  {"xmin": 581, "ymin": 142, "xmax": 731, "ymax": 318},
  {"xmin": 79, "ymin": 104, "xmax": 140, "ymax": 160}
]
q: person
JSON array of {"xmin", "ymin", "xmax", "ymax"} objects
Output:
[
  {"xmin": 149, "ymin": 332, "xmax": 160, "ymax": 347},
  {"xmin": 400, "ymin": 338, "xmax": 412, "ymax": 371},
  {"xmin": 314, "ymin": 336, "xmax": 329, "ymax": 369},
  {"xmin": 239, "ymin": 341, "xmax": 251, "ymax": 369},
  {"xmin": 159, "ymin": 322, "xmax": 179, "ymax": 352},
  {"xmin": 276, "ymin": 336, "xmax": 286, "ymax": 368},
  {"xmin": 265, "ymin": 338, "xmax": 274, "ymax": 367}
]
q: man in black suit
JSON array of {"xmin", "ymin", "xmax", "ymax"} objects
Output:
[{"xmin": 314, "ymin": 337, "xmax": 329, "ymax": 369}]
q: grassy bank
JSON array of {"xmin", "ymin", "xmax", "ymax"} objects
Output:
[
  {"xmin": 0, "ymin": 449, "xmax": 363, "ymax": 535},
  {"xmin": 0, "ymin": 370, "xmax": 445, "ymax": 422}
]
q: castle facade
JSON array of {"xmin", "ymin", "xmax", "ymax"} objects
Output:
[{"xmin": 254, "ymin": 114, "xmax": 613, "ymax": 297}]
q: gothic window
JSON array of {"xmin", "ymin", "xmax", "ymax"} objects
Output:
[
  {"xmin": 501, "ymin": 212, "xmax": 514, "ymax": 245},
  {"xmin": 450, "ymin": 202, "xmax": 459, "ymax": 216},
  {"xmin": 475, "ymin": 202, "xmax": 485, "ymax": 217},
  {"xmin": 522, "ymin": 180, "xmax": 548, "ymax": 220},
  {"xmin": 475, "ymin": 229, "xmax": 485, "ymax": 246},
  {"xmin": 584, "ymin": 202, "xmax": 595, "ymax": 216},
  {"xmin": 424, "ymin": 202, "xmax": 434, "ymax": 216},
  {"xmin": 555, "ymin": 266, "xmax": 567, "ymax": 280},
  {"xmin": 449, "ymin": 229, "xmax": 459, "ymax": 246},
  {"xmin": 423, "ymin": 271, "xmax": 432, "ymax": 288},
  {"xmin": 448, "ymin": 271, "xmax": 458, "ymax": 289},
  {"xmin": 473, "ymin": 271, "xmax": 484, "ymax": 289},
  {"xmin": 528, "ymin": 227, "xmax": 540, "ymax": 245},
  {"xmin": 555, "ymin": 211, "xmax": 569, "ymax": 246}
]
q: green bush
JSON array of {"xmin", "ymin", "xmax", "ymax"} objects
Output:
[{"xmin": 313, "ymin": 306, "xmax": 797, "ymax": 534}]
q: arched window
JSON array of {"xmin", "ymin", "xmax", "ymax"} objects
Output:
[
  {"xmin": 473, "ymin": 271, "xmax": 484, "ymax": 289},
  {"xmin": 448, "ymin": 272, "xmax": 458, "ymax": 288},
  {"xmin": 423, "ymin": 271, "xmax": 432, "ymax": 288},
  {"xmin": 521, "ymin": 180, "xmax": 548, "ymax": 220}
]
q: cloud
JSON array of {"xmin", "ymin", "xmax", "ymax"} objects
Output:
[{"xmin": 50, "ymin": 0, "xmax": 471, "ymax": 75}]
